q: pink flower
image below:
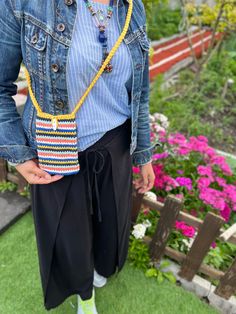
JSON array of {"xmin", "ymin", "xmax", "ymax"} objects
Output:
[
  {"xmin": 168, "ymin": 133, "xmax": 187, "ymax": 145},
  {"xmin": 157, "ymin": 196, "xmax": 165, "ymax": 203},
  {"xmin": 150, "ymin": 132, "xmax": 156, "ymax": 141},
  {"xmin": 211, "ymin": 242, "xmax": 217, "ymax": 248},
  {"xmin": 143, "ymin": 208, "xmax": 150, "ymax": 215},
  {"xmin": 197, "ymin": 165, "xmax": 214, "ymax": 179},
  {"xmin": 210, "ymin": 156, "xmax": 233, "ymax": 176},
  {"xmin": 175, "ymin": 177, "xmax": 192, "ymax": 190},
  {"xmin": 132, "ymin": 167, "xmax": 140, "ymax": 174},
  {"xmin": 177, "ymin": 170, "xmax": 184, "ymax": 175},
  {"xmin": 215, "ymin": 177, "xmax": 227, "ymax": 187},
  {"xmin": 204, "ymin": 147, "xmax": 216, "ymax": 158},
  {"xmin": 175, "ymin": 220, "xmax": 196, "ymax": 238},
  {"xmin": 182, "ymin": 226, "xmax": 195, "ymax": 238},
  {"xmin": 199, "ymin": 188, "xmax": 226, "ymax": 211},
  {"xmin": 224, "ymin": 185, "xmax": 236, "ymax": 203},
  {"xmin": 197, "ymin": 135, "xmax": 208, "ymax": 143},
  {"xmin": 152, "ymin": 152, "xmax": 169, "ymax": 160},
  {"xmin": 153, "ymin": 164, "xmax": 179, "ymax": 191},
  {"xmin": 197, "ymin": 177, "xmax": 212, "ymax": 189},
  {"xmin": 175, "ymin": 193, "xmax": 184, "ymax": 200},
  {"xmin": 175, "ymin": 221, "xmax": 186, "ymax": 229},
  {"xmin": 220, "ymin": 203, "xmax": 231, "ymax": 222},
  {"xmin": 158, "ymin": 130, "xmax": 167, "ymax": 142},
  {"xmin": 176, "ymin": 147, "xmax": 190, "ymax": 155},
  {"xmin": 190, "ymin": 209, "xmax": 198, "ymax": 217},
  {"xmin": 188, "ymin": 136, "xmax": 209, "ymax": 153}
]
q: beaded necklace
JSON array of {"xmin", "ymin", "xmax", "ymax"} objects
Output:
[{"xmin": 83, "ymin": 0, "xmax": 114, "ymax": 73}]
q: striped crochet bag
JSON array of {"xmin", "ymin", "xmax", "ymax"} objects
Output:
[{"xmin": 24, "ymin": 0, "xmax": 133, "ymax": 176}]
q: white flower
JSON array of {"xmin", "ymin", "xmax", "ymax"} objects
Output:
[
  {"xmin": 149, "ymin": 114, "xmax": 155, "ymax": 122},
  {"xmin": 143, "ymin": 219, "xmax": 152, "ymax": 228},
  {"xmin": 132, "ymin": 224, "xmax": 147, "ymax": 239},
  {"xmin": 153, "ymin": 113, "xmax": 168, "ymax": 123},
  {"xmin": 159, "ymin": 115, "xmax": 168, "ymax": 124},
  {"xmin": 182, "ymin": 239, "xmax": 190, "ymax": 248},
  {"xmin": 228, "ymin": 78, "xmax": 234, "ymax": 85},
  {"xmin": 162, "ymin": 120, "xmax": 169, "ymax": 129},
  {"xmin": 144, "ymin": 191, "xmax": 157, "ymax": 201}
]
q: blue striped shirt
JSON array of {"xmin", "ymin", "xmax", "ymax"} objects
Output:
[{"xmin": 67, "ymin": 0, "xmax": 133, "ymax": 151}]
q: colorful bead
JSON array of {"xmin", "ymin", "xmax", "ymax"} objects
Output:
[
  {"xmin": 83, "ymin": 0, "xmax": 114, "ymax": 74},
  {"xmin": 98, "ymin": 32, "xmax": 107, "ymax": 43}
]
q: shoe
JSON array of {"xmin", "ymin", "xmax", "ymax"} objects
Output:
[
  {"xmin": 77, "ymin": 288, "xmax": 98, "ymax": 314},
  {"xmin": 93, "ymin": 269, "xmax": 107, "ymax": 288}
]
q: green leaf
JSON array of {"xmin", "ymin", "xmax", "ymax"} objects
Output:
[
  {"xmin": 145, "ymin": 268, "xmax": 158, "ymax": 278},
  {"xmin": 163, "ymin": 271, "xmax": 176, "ymax": 283},
  {"xmin": 157, "ymin": 272, "xmax": 164, "ymax": 284},
  {"xmin": 159, "ymin": 260, "xmax": 170, "ymax": 270}
]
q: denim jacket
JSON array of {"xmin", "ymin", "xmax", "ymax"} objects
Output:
[{"xmin": 0, "ymin": 0, "xmax": 157, "ymax": 166}]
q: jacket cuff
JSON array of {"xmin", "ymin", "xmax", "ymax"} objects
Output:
[
  {"xmin": 132, "ymin": 143, "xmax": 156, "ymax": 166},
  {"xmin": 0, "ymin": 145, "xmax": 38, "ymax": 164},
  {"xmin": 8, "ymin": 161, "xmax": 22, "ymax": 167}
]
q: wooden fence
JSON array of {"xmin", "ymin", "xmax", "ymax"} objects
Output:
[
  {"xmin": 131, "ymin": 186, "xmax": 236, "ymax": 301},
  {"xmin": 0, "ymin": 159, "xmax": 28, "ymax": 193}
]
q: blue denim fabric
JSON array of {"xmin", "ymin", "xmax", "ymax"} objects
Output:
[{"xmin": 0, "ymin": 0, "xmax": 158, "ymax": 166}]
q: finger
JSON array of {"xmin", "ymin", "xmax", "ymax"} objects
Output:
[
  {"xmin": 133, "ymin": 180, "xmax": 144, "ymax": 190},
  {"xmin": 138, "ymin": 177, "xmax": 153, "ymax": 193},
  {"xmin": 146, "ymin": 176, "xmax": 155, "ymax": 189},
  {"xmin": 133, "ymin": 178, "xmax": 142, "ymax": 184},
  {"xmin": 133, "ymin": 178, "xmax": 143, "ymax": 187},
  {"xmin": 142, "ymin": 174, "xmax": 149, "ymax": 188}
]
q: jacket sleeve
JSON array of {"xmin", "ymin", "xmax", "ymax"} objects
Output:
[
  {"xmin": 132, "ymin": 33, "xmax": 157, "ymax": 166},
  {"xmin": 0, "ymin": 0, "xmax": 37, "ymax": 163}
]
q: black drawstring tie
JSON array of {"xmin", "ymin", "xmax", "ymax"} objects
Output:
[{"xmin": 84, "ymin": 148, "xmax": 106, "ymax": 223}]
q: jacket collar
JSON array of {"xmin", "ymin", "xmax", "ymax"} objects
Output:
[{"xmin": 116, "ymin": 0, "xmax": 130, "ymax": 6}]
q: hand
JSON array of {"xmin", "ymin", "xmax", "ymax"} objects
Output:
[
  {"xmin": 15, "ymin": 158, "xmax": 64, "ymax": 184},
  {"xmin": 133, "ymin": 162, "xmax": 155, "ymax": 194}
]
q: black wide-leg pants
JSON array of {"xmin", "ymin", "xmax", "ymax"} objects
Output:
[{"xmin": 29, "ymin": 118, "xmax": 133, "ymax": 310}]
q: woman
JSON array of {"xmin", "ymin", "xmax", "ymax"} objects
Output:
[{"xmin": 0, "ymin": 0, "xmax": 156, "ymax": 312}]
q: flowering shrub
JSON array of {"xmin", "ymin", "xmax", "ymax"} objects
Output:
[
  {"xmin": 129, "ymin": 113, "xmax": 236, "ymax": 274},
  {"xmin": 134, "ymin": 113, "xmax": 236, "ymax": 224}
]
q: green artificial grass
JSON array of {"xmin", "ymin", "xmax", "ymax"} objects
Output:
[{"xmin": 0, "ymin": 211, "xmax": 220, "ymax": 314}]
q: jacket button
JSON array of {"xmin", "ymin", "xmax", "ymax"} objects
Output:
[
  {"xmin": 31, "ymin": 34, "xmax": 38, "ymax": 44},
  {"xmin": 56, "ymin": 100, "xmax": 65, "ymax": 109},
  {"xmin": 51, "ymin": 63, "xmax": 60, "ymax": 73},
  {"xmin": 64, "ymin": 0, "xmax": 74, "ymax": 5},
  {"xmin": 57, "ymin": 23, "xmax": 66, "ymax": 32}
]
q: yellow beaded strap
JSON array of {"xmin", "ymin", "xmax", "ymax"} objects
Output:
[{"xmin": 24, "ymin": 0, "xmax": 133, "ymax": 122}]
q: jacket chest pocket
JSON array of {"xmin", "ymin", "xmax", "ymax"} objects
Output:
[
  {"xmin": 24, "ymin": 21, "xmax": 48, "ymax": 78},
  {"xmin": 124, "ymin": 25, "xmax": 150, "ymax": 70},
  {"xmin": 137, "ymin": 30, "xmax": 150, "ymax": 53}
]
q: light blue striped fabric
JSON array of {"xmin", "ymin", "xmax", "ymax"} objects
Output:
[{"xmin": 67, "ymin": 0, "xmax": 133, "ymax": 151}]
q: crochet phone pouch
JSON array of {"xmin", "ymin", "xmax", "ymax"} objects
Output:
[{"xmin": 24, "ymin": 0, "xmax": 133, "ymax": 176}]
